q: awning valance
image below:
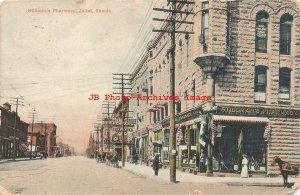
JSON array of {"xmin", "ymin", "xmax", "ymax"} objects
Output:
[{"xmin": 213, "ymin": 115, "xmax": 269, "ymax": 123}]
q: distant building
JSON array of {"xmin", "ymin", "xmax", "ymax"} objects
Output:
[
  {"xmin": 0, "ymin": 103, "xmax": 29, "ymax": 159},
  {"xmin": 56, "ymin": 139, "xmax": 73, "ymax": 157},
  {"xmin": 28, "ymin": 123, "xmax": 57, "ymax": 157}
]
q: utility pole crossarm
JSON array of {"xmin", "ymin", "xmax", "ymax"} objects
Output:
[
  {"xmin": 152, "ymin": 29, "xmax": 194, "ymax": 34},
  {"xmin": 152, "ymin": 18, "xmax": 194, "ymax": 24},
  {"xmin": 167, "ymin": 0, "xmax": 195, "ymax": 5},
  {"xmin": 153, "ymin": 8, "xmax": 194, "ymax": 14}
]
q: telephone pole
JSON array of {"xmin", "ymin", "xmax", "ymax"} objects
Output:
[
  {"xmin": 152, "ymin": 0, "xmax": 194, "ymax": 183},
  {"xmin": 94, "ymin": 123, "xmax": 101, "ymax": 156},
  {"xmin": 101, "ymin": 101, "xmax": 115, "ymax": 151},
  {"xmin": 113, "ymin": 73, "xmax": 132, "ymax": 167},
  {"xmin": 28, "ymin": 109, "xmax": 37, "ymax": 159},
  {"xmin": 44, "ymin": 123, "xmax": 47, "ymax": 157},
  {"xmin": 11, "ymin": 97, "xmax": 25, "ymax": 160}
]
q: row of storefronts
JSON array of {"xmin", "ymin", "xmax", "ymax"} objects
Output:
[
  {"xmin": 0, "ymin": 102, "xmax": 59, "ymax": 159},
  {"xmin": 99, "ymin": 0, "xmax": 300, "ymax": 175},
  {"xmin": 0, "ymin": 103, "xmax": 29, "ymax": 159},
  {"xmin": 123, "ymin": 104, "xmax": 299, "ymax": 174}
]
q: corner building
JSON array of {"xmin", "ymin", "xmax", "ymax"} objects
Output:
[{"xmin": 129, "ymin": 0, "xmax": 300, "ymax": 175}]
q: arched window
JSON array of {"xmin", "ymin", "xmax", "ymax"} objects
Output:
[
  {"xmin": 280, "ymin": 14, "xmax": 293, "ymax": 55},
  {"xmin": 256, "ymin": 11, "xmax": 269, "ymax": 53},
  {"xmin": 279, "ymin": 67, "xmax": 291, "ymax": 100}
]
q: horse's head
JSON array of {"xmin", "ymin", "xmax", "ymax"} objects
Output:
[{"xmin": 271, "ymin": 156, "xmax": 280, "ymax": 166}]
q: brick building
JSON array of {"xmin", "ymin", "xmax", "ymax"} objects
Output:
[
  {"xmin": 128, "ymin": 0, "xmax": 300, "ymax": 175},
  {"xmin": 28, "ymin": 123, "xmax": 57, "ymax": 157},
  {"xmin": 0, "ymin": 103, "xmax": 29, "ymax": 159}
]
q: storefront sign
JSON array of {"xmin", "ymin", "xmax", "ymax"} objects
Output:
[
  {"xmin": 179, "ymin": 145, "xmax": 187, "ymax": 150},
  {"xmin": 256, "ymin": 23, "xmax": 267, "ymax": 38},
  {"xmin": 112, "ymin": 127, "xmax": 133, "ymax": 132},
  {"xmin": 163, "ymin": 147, "xmax": 169, "ymax": 151},
  {"xmin": 162, "ymin": 106, "xmax": 203, "ymax": 127},
  {"xmin": 217, "ymin": 106, "xmax": 300, "ymax": 118},
  {"xmin": 191, "ymin": 146, "xmax": 197, "ymax": 150}
]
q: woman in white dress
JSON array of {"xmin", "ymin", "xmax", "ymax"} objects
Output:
[{"xmin": 241, "ymin": 154, "xmax": 249, "ymax": 178}]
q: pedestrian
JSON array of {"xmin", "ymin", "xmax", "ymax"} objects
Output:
[
  {"xmin": 241, "ymin": 154, "xmax": 249, "ymax": 178},
  {"xmin": 152, "ymin": 154, "xmax": 160, "ymax": 176},
  {"xmin": 199, "ymin": 149, "xmax": 206, "ymax": 172}
]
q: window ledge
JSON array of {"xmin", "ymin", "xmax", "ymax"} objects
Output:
[{"xmin": 278, "ymin": 100, "xmax": 291, "ymax": 105}]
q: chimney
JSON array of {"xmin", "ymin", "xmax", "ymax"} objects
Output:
[{"xmin": 3, "ymin": 102, "xmax": 11, "ymax": 111}]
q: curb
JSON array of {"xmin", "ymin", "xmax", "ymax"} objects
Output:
[{"xmin": 225, "ymin": 182, "xmax": 289, "ymax": 187}]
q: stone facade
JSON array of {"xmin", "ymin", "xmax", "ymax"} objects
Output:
[{"xmin": 127, "ymin": 0, "xmax": 300, "ymax": 174}]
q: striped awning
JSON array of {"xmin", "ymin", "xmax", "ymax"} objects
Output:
[
  {"xmin": 213, "ymin": 115, "xmax": 269, "ymax": 123},
  {"xmin": 19, "ymin": 143, "xmax": 28, "ymax": 151}
]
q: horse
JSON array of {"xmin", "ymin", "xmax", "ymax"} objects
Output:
[{"xmin": 271, "ymin": 156, "xmax": 299, "ymax": 187}]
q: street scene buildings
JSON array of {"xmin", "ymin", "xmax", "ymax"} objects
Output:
[
  {"xmin": 0, "ymin": 102, "xmax": 72, "ymax": 159},
  {"xmin": 89, "ymin": 0, "xmax": 300, "ymax": 177},
  {"xmin": 0, "ymin": 103, "xmax": 29, "ymax": 159},
  {"xmin": 1, "ymin": 0, "xmax": 300, "ymax": 194}
]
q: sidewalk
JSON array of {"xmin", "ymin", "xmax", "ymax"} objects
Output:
[
  {"xmin": 121, "ymin": 162, "xmax": 298, "ymax": 187},
  {"xmin": 0, "ymin": 157, "xmax": 41, "ymax": 164}
]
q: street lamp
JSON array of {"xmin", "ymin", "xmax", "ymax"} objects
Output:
[{"xmin": 194, "ymin": 53, "xmax": 229, "ymax": 175}]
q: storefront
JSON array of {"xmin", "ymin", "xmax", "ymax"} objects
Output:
[
  {"xmin": 212, "ymin": 115, "xmax": 269, "ymax": 172},
  {"xmin": 161, "ymin": 106, "xmax": 205, "ymax": 170},
  {"xmin": 213, "ymin": 105, "xmax": 300, "ymax": 173}
]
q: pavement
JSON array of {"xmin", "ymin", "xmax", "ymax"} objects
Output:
[
  {"xmin": 121, "ymin": 161, "xmax": 298, "ymax": 187},
  {"xmin": 0, "ymin": 157, "xmax": 297, "ymax": 195}
]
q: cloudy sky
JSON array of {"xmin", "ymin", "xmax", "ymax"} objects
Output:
[{"xmin": 0, "ymin": 0, "xmax": 166, "ymax": 154}]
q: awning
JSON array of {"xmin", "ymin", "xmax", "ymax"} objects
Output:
[
  {"xmin": 19, "ymin": 143, "xmax": 28, "ymax": 151},
  {"xmin": 213, "ymin": 115, "xmax": 269, "ymax": 123}
]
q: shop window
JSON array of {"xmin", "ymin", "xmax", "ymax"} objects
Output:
[
  {"xmin": 165, "ymin": 105, "xmax": 168, "ymax": 117},
  {"xmin": 190, "ymin": 129, "xmax": 196, "ymax": 146},
  {"xmin": 161, "ymin": 108, "xmax": 164, "ymax": 120},
  {"xmin": 254, "ymin": 66, "xmax": 267, "ymax": 102},
  {"xmin": 279, "ymin": 68, "xmax": 291, "ymax": 100},
  {"xmin": 280, "ymin": 14, "xmax": 293, "ymax": 55},
  {"xmin": 256, "ymin": 11, "xmax": 269, "ymax": 53}
]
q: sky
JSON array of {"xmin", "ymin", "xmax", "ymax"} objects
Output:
[{"xmin": 0, "ymin": 0, "xmax": 166, "ymax": 154}]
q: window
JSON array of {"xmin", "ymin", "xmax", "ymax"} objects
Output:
[
  {"xmin": 256, "ymin": 11, "xmax": 269, "ymax": 53},
  {"xmin": 165, "ymin": 104, "xmax": 168, "ymax": 117},
  {"xmin": 201, "ymin": 1, "xmax": 209, "ymax": 44},
  {"xmin": 280, "ymin": 14, "xmax": 293, "ymax": 55},
  {"xmin": 254, "ymin": 66, "xmax": 267, "ymax": 102},
  {"xmin": 176, "ymin": 101, "xmax": 181, "ymax": 114},
  {"xmin": 279, "ymin": 68, "xmax": 291, "ymax": 100},
  {"xmin": 149, "ymin": 71, "xmax": 153, "ymax": 94},
  {"xmin": 137, "ymin": 87, "xmax": 139, "ymax": 106},
  {"xmin": 190, "ymin": 129, "xmax": 196, "ymax": 146}
]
